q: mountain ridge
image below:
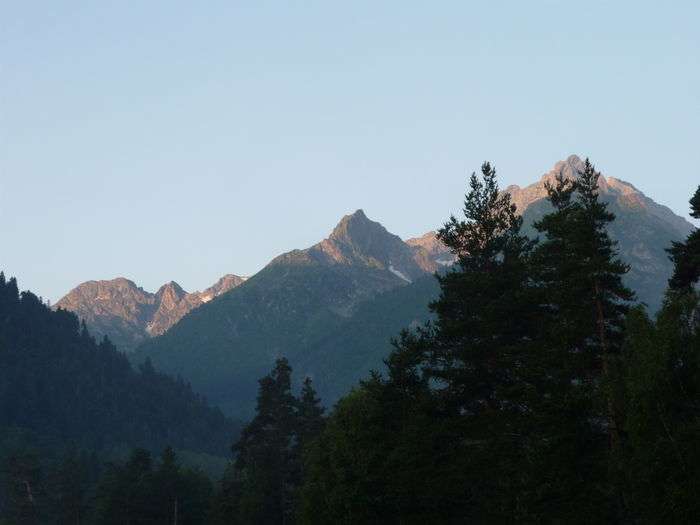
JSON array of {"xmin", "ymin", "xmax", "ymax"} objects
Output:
[
  {"xmin": 55, "ymin": 273, "xmax": 246, "ymax": 351},
  {"xmin": 506, "ymin": 155, "xmax": 693, "ymax": 239},
  {"xmin": 133, "ymin": 156, "xmax": 695, "ymax": 418}
]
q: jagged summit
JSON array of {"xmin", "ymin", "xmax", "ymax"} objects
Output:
[
  {"xmin": 155, "ymin": 281, "xmax": 187, "ymax": 301},
  {"xmin": 328, "ymin": 209, "xmax": 375, "ymax": 243},
  {"xmin": 505, "ymin": 154, "xmax": 585, "ymax": 212},
  {"xmin": 197, "ymin": 274, "xmax": 247, "ymax": 303},
  {"xmin": 288, "ymin": 210, "xmax": 425, "ymax": 282},
  {"xmin": 505, "ymin": 156, "xmax": 693, "ymax": 240},
  {"xmin": 55, "ymin": 273, "xmax": 246, "ymax": 351},
  {"xmin": 501, "ymin": 156, "xmax": 695, "ymax": 311},
  {"xmin": 269, "ymin": 209, "xmax": 425, "ymax": 283},
  {"xmin": 327, "ymin": 209, "xmax": 401, "ymax": 252},
  {"xmin": 406, "ymin": 231, "xmax": 455, "ymax": 271}
]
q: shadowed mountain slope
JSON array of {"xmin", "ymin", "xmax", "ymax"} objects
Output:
[{"xmin": 134, "ymin": 211, "xmax": 438, "ymax": 418}]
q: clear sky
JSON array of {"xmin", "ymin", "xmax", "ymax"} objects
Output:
[{"xmin": 2, "ymin": 1, "xmax": 698, "ymax": 302}]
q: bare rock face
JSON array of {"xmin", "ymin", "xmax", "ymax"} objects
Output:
[
  {"xmin": 505, "ymin": 155, "xmax": 695, "ymax": 310},
  {"xmin": 55, "ymin": 274, "xmax": 246, "ymax": 352},
  {"xmin": 147, "ymin": 282, "xmax": 199, "ymax": 337},
  {"xmin": 195, "ymin": 275, "xmax": 247, "ymax": 304},
  {"xmin": 406, "ymin": 231, "xmax": 456, "ymax": 272},
  {"xmin": 272, "ymin": 209, "xmax": 426, "ymax": 285}
]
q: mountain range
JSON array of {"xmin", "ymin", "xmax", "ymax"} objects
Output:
[
  {"xmin": 55, "ymin": 156, "xmax": 696, "ymax": 418},
  {"xmin": 55, "ymin": 274, "xmax": 246, "ymax": 351}
]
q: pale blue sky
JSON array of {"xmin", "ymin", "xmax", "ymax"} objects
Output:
[{"xmin": 2, "ymin": 1, "xmax": 698, "ymax": 302}]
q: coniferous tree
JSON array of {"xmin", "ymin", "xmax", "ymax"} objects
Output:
[
  {"xmin": 47, "ymin": 448, "xmax": 90, "ymax": 525},
  {"xmin": 94, "ymin": 447, "xmax": 212, "ymax": 525},
  {"xmin": 620, "ymin": 186, "xmax": 700, "ymax": 522},
  {"xmin": 620, "ymin": 301, "xmax": 700, "ymax": 523},
  {"xmin": 231, "ymin": 358, "xmax": 298, "ymax": 524},
  {"xmin": 95, "ymin": 448, "xmax": 154, "ymax": 525},
  {"xmin": 428, "ymin": 162, "xmax": 536, "ymax": 414},
  {"xmin": 153, "ymin": 447, "xmax": 181, "ymax": 524},
  {"xmin": 526, "ymin": 159, "xmax": 634, "ymax": 520},
  {"xmin": 300, "ymin": 162, "xmax": 539, "ymax": 522},
  {"xmin": 667, "ymin": 185, "xmax": 700, "ymax": 291},
  {"xmin": 295, "ymin": 378, "xmax": 324, "ymax": 453},
  {"xmin": 216, "ymin": 361, "xmax": 326, "ymax": 524},
  {"xmin": 0, "ymin": 273, "xmax": 238, "ymax": 457},
  {"xmin": 425, "ymin": 162, "xmax": 540, "ymax": 520}
]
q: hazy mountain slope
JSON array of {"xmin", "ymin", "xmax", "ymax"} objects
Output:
[
  {"xmin": 508, "ymin": 156, "xmax": 694, "ymax": 311},
  {"xmin": 295, "ymin": 274, "xmax": 440, "ymax": 404},
  {"xmin": 135, "ymin": 211, "xmax": 431, "ymax": 417},
  {"xmin": 55, "ymin": 274, "xmax": 245, "ymax": 351}
]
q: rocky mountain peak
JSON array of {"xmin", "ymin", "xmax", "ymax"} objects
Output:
[
  {"xmin": 507, "ymin": 155, "xmax": 608, "ymax": 213},
  {"xmin": 155, "ymin": 281, "xmax": 187, "ymax": 302},
  {"xmin": 195, "ymin": 274, "xmax": 246, "ymax": 303},
  {"xmin": 55, "ymin": 273, "xmax": 246, "ymax": 351},
  {"xmin": 406, "ymin": 231, "xmax": 456, "ymax": 272},
  {"xmin": 311, "ymin": 210, "xmax": 424, "ymax": 282},
  {"xmin": 506, "ymin": 156, "xmax": 693, "ymax": 240},
  {"xmin": 328, "ymin": 209, "xmax": 381, "ymax": 245}
]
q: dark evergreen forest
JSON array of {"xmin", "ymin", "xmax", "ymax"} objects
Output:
[
  {"xmin": 0, "ymin": 277, "xmax": 240, "ymax": 523},
  {"xmin": 2, "ymin": 159, "xmax": 699, "ymax": 523}
]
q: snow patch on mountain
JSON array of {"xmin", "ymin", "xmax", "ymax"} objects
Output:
[{"xmin": 389, "ymin": 265, "xmax": 412, "ymax": 283}]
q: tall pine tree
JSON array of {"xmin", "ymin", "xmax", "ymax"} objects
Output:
[{"xmin": 528, "ymin": 159, "xmax": 634, "ymax": 521}]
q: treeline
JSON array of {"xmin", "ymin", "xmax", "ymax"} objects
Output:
[
  {"xmin": 0, "ymin": 276, "xmax": 239, "ymax": 456},
  {"xmin": 0, "ymin": 434, "xmax": 213, "ymax": 524},
  {"xmin": 0, "ymin": 275, "xmax": 246, "ymax": 523},
  {"xmin": 211, "ymin": 161, "xmax": 700, "ymax": 523},
  {"xmin": 2, "ymin": 160, "xmax": 699, "ymax": 523}
]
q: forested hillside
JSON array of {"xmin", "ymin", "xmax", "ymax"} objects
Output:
[
  {"xmin": 0, "ymin": 274, "xmax": 239, "ymax": 456},
  {"xmin": 135, "ymin": 211, "xmax": 439, "ymax": 418}
]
